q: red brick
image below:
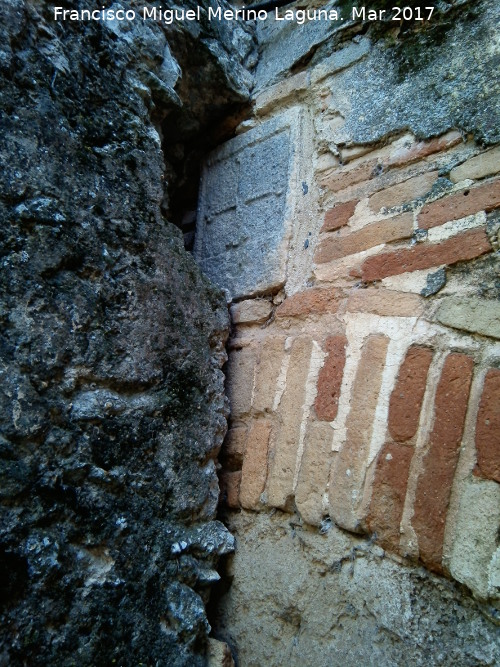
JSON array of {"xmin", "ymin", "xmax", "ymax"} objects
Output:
[
  {"xmin": 315, "ymin": 214, "xmax": 413, "ymax": 264},
  {"xmin": 475, "ymin": 368, "xmax": 500, "ymax": 483},
  {"xmin": 360, "ymin": 227, "xmax": 492, "ymax": 282},
  {"xmin": 276, "ymin": 287, "xmax": 342, "ymax": 318},
  {"xmin": 412, "ymin": 353, "xmax": 474, "ymax": 573},
  {"xmin": 418, "ymin": 178, "xmax": 500, "ymax": 229},
  {"xmin": 366, "ymin": 443, "xmax": 414, "ymax": 552},
  {"xmin": 319, "ymin": 160, "xmax": 377, "ymax": 193},
  {"xmin": 240, "ymin": 419, "xmax": 272, "ymax": 510},
  {"xmin": 219, "ymin": 470, "xmax": 241, "ymax": 509},
  {"xmin": 315, "ymin": 335, "xmax": 347, "ymax": 421},
  {"xmin": 321, "ymin": 200, "xmax": 357, "ymax": 232},
  {"xmin": 369, "ymin": 172, "xmax": 438, "ymax": 212},
  {"xmin": 389, "ymin": 347, "xmax": 433, "ymax": 442},
  {"xmin": 386, "ymin": 131, "xmax": 462, "ymax": 169}
]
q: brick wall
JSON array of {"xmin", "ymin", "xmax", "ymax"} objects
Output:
[{"xmin": 198, "ymin": 15, "xmax": 500, "ymax": 606}]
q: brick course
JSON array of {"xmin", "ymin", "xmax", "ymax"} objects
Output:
[
  {"xmin": 321, "ymin": 200, "xmax": 357, "ymax": 232},
  {"xmin": 475, "ymin": 368, "xmax": 500, "ymax": 483},
  {"xmin": 240, "ymin": 419, "xmax": 272, "ymax": 510},
  {"xmin": 314, "ymin": 335, "xmax": 347, "ymax": 421}
]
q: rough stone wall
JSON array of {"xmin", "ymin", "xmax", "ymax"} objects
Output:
[
  {"xmin": 0, "ymin": 1, "xmax": 254, "ymax": 665},
  {"xmin": 195, "ymin": 1, "xmax": 500, "ymax": 663}
]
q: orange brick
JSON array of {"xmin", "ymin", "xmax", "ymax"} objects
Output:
[
  {"xmin": 315, "ymin": 335, "xmax": 347, "ymax": 421},
  {"xmin": 366, "ymin": 443, "xmax": 414, "ymax": 553},
  {"xmin": 412, "ymin": 353, "xmax": 474, "ymax": 573},
  {"xmin": 321, "ymin": 200, "xmax": 357, "ymax": 232},
  {"xmin": 315, "ymin": 214, "xmax": 413, "ymax": 264},
  {"xmin": 475, "ymin": 368, "xmax": 500, "ymax": 483},
  {"xmin": 276, "ymin": 287, "xmax": 342, "ymax": 318},
  {"xmin": 386, "ymin": 131, "xmax": 462, "ymax": 169},
  {"xmin": 388, "ymin": 346, "xmax": 433, "ymax": 442},
  {"xmin": 369, "ymin": 172, "xmax": 438, "ymax": 212},
  {"xmin": 319, "ymin": 159, "xmax": 377, "ymax": 193},
  {"xmin": 418, "ymin": 178, "xmax": 500, "ymax": 229},
  {"xmin": 240, "ymin": 419, "xmax": 272, "ymax": 510},
  {"xmin": 360, "ymin": 227, "xmax": 492, "ymax": 282}
]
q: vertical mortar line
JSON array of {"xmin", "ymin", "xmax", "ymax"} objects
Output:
[
  {"xmin": 272, "ymin": 336, "xmax": 293, "ymax": 411},
  {"xmin": 292, "ymin": 340, "xmax": 326, "ymax": 491},
  {"xmin": 399, "ymin": 346, "xmax": 449, "ymax": 558}
]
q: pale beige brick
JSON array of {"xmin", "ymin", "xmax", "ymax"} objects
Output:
[
  {"xmin": 226, "ymin": 346, "xmax": 256, "ymax": 418},
  {"xmin": 295, "ymin": 421, "xmax": 334, "ymax": 526},
  {"xmin": 450, "ymin": 145, "xmax": 500, "ymax": 183},
  {"xmin": 267, "ymin": 337, "xmax": 314, "ymax": 510},
  {"xmin": 346, "ymin": 288, "xmax": 425, "ymax": 317},
  {"xmin": 240, "ymin": 419, "xmax": 272, "ymax": 510},
  {"xmin": 329, "ymin": 334, "xmax": 390, "ymax": 532},
  {"xmin": 253, "ymin": 336, "xmax": 287, "ymax": 413}
]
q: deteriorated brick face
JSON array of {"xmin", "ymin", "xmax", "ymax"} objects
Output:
[
  {"xmin": 220, "ymin": 427, "xmax": 248, "ymax": 471},
  {"xmin": 412, "ymin": 353, "xmax": 474, "ymax": 573},
  {"xmin": 389, "ymin": 347, "xmax": 433, "ymax": 443},
  {"xmin": 315, "ymin": 335, "xmax": 347, "ymax": 421},
  {"xmin": 219, "ymin": 471, "xmax": 241, "ymax": 509},
  {"xmin": 418, "ymin": 178, "xmax": 500, "ymax": 229},
  {"xmin": 276, "ymin": 287, "xmax": 342, "ymax": 317},
  {"xmin": 240, "ymin": 420, "xmax": 272, "ymax": 510},
  {"xmin": 253, "ymin": 336, "xmax": 286, "ymax": 413},
  {"xmin": 475, "ymin": 368, "xmax": 500, "ymax": 483},
  {"xmin": 346, "ymin": 288, "xmax": 424, "ymax": 318},
  {"xmin": 226, "ymin": 346, "xmax": 256, "ymax": 418},
  {"xmin": 329, "ymin": 334, "xmax": 390, "ymax": 532},
  {"xmin": 315, "ymin": 214, "xmax": 413, "ymax": 264},
  {"xmin": 360, "ymin": 227, "xmax": 492, "ymax": 281},
  {"xmin": 295, "ymin": 421, "xmax": 334, "ymax": 526},
  {"xmin": 386, "ymin": 131, "xmax": 462, "ymax": 169},
  {"xmin": 368, "ymin": 172, "xmax": 438, "ymax": 212},
  {"xmin": 267, "ymin": 337, "xmax": 313, "ymax": 509},
  {"xmin": 367, "ymin": 443, "xmax": 414, "ymax": 552},
  {"xmin": 319, "ymin": 160, "xmax": 377, "ymax": 193},
  {"xmin": 321, "ymin": 200, "xmax": 357, "ymax": 232}
]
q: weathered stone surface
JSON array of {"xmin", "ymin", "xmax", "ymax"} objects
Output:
[
  {"xmin": 314, "ymin": 336, "xmax": 347, "ymax": 421},
  {"xmin": 450, "ymin": 145, "xmax": 500, "ymax": 183},
  {"xmin": 360, "ymin": 227, "xmax": 492, "ymax": 281},
  {"xmin": 367, "ymin": 443, "xmax": 414, "ymax": 552},
  {"xmin": 418, "ymin": 179, "xmax": 500, "ymax": 229},
  {"xmin": 213, "ymin": 511, "xmax": 500, "ymax": 667},
  {"xmin": 207, "ymin": 638, "xmax": 235, "ymax": 667},
  {"xmin": 315, "ymin": 214, "xmax": 413, "ymax": 263},
  {"xmin": 240, "ymin": 420, "xmax": 272, "ymax": 510},
  {"xmin": 412, "ymin": 354, "xmax": 474, "ymax": 573},
  {"xmin": 0, "ymin": 1, "xmax": 253, "ymax": 664},
  {"xmin": 388, "ymin": 347, "xmax": 433, "ymax": 442},
  {"xmin": 311, "ymin": 37, "xmax": 371, "ymax": 84},
  {"xmin": 475, "ymin": 369, "xmax": 500, "ymax": 482},
  {"xmin": 195, "ymin": 109, "xmax": 302, "ymax": 299},
  {"xmin": 230, "ymin": 299, "xmax": 272, "ymax": 325},
  {"xmin": 255, "ymin": 71, "xmax": 309, "ymax": 114},
  {"xmin": 435, "ymin": 296, "xmax": 500, "ymax": 340},
  {"xmin": 267, "ymin": 338, "xmax": 313, "ymax": 510},
  {"xmin": 329, "ymin": 335, "xmax": 389, "ymax": 532}
]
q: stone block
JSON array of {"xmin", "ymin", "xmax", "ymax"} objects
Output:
[
  {"xmin": 412, "ymin": 353, "xmax": 474, "ymax": 573},
  {"xmin": 254, "ymin": 70, "xmax": 309, "ymax": 115},
  {"xmin": 315, "ymin": 214, "xmax": 413, "ymax": 264},
  {"xmin": 230, "ymin": 299, "xmax": 272, "ymax": 325},
  {"xmin": 435, "ymin": 296, "xmax": 500, "ymax": 340},
  {"xmin": 314, "ymin": 335, "xmax": 347, "ymax": 421},
  {"xmin": 368, "ymin": 172, "xmax": 438, "ymax": 212},
  {"xmin": 388, "ymin": 346, "xmax": 433, "ymax": 442},
  {"xmin": 475, "ymin": 368, "xmax": 500, "ymax": 482},
  {"xmin": 207, "ymin": 638, "xmax": 235, "ymax": 667},
  {"xmin": 240, "ymin": 419, "xmax": 272, "ymax": 510},
  {"xmin": 195, "ymin": 109, "xmax": 303, "ymax": 299},
  {"xmin": 311, "ymin": 38, "xmax": 371, "ymax": 84},
  {"xmin": 418, "ymin": 178, "xmax": 500, "ymax": 229},
  {"xmin": 360, "ymin": 227, "xmax": 491, "ymax": 282},
  {"xmin": 450, "ymin": 145, "xmax": 500, "ymax": 183}
]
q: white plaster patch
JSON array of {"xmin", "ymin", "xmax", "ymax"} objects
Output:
[{"xmin": 426, "ymin": 211, "xmax": 486, "ymax": 243}]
